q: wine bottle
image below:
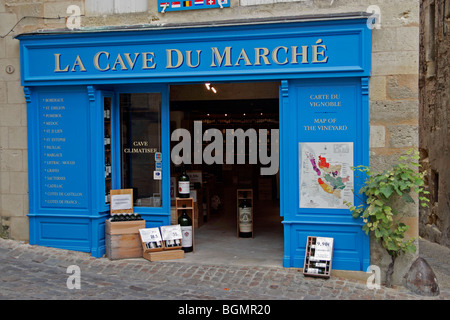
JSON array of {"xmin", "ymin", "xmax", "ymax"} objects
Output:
[
  {"xmin": 178, "ymin": 167, "xmax": 190, "ymax": 198},
  {"xmin": 104, "ymin": 105, "xmax": 110, "ymax": 120},
  {"xmin": 104, "ymin": 131, "xmax": 110, "ymax": 148},
  {"xmin": 310, "ymin": 261, "xmax": 327, "ymax": 268},
  {"xmin": 178, "ymin": 205, "xmax": 193, "ymax": 252},
  {"xmin": 305, "ymin": 267, "xmax": 325, "ymax": 275},
  {"xmin": 105, "ymin": 157, "xmax": 112, "ymax": 178},
  {"xmin": 166, "ymin": 240, "xmax": 173, "ymax": 247},
  {"xmin": 238, "ymin": 192, "xmax": 252, "ymax": 238}
]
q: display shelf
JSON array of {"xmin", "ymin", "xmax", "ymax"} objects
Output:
[{"xmin": 237, "ymin": 189, "xmax": 253, "ymax": 238}]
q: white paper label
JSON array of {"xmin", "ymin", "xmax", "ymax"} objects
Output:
[
  {"xmin": 110, "ymin": 194, "xmax": 133, "ymax": 211},
  {"xmin": 314, "ymin": 237, "xmax": 334, "ymax": 261},
  {"xmin": 239, "ymin": 207, "xmax": 252, "ymax": 232},
  {"xmin": 178, "ymin": 181, "xmax": 190, "ymax": 194},
  {"xmin": 181, "ymin": 226, "xmax": 193, "ymax": 247},
  {"xmin": 160, "ymin": 225, "xmax": 182, "ymax": 241},
  {"xmin": 139, "ymin": 228, "xmax": 162, "ymax": 242}
]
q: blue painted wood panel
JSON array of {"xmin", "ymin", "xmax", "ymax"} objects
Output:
[
  {"xmin": 37, "ymin": 90, "xmax": 90, "ymax": 209},
  {"xmin": 280, "ymin": 78, "xmax": 370, "ymax": 271}
]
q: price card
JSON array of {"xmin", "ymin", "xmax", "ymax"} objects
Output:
[
  {"xmin": 313, "ymin": 237, "xmax": 334, "ymax": 261},
  {"xmin": 139, "ymin": 228, "xmax": 162, "ymax": 243},
  {"xmin": 160, "ymin": 225, "xmax": 182, "ymax": 241}
]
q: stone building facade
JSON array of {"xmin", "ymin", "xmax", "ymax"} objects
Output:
[
  {"xmin": 419, "ymin": 0, "xmax": 450, "ymax": 248},
  {"xmin": 0, "ymin": 0, "xmax": 421, "ymax": 284}
]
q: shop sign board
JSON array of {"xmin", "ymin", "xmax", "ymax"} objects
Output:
[{"xmin": 17, "ymin": 18, "xmax": 371, "ymax": 86}]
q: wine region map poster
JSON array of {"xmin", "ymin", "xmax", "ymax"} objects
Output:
[{"xmin": 299, "ymin": 142, "xmax": 354, "ymax": 209}]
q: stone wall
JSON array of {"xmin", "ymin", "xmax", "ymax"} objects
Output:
[
  {"xmin": 0, "ymin": 0, "xmax": 421, "ymax": 284},
  {"xmin": 419, "ymin": 0, "xmax": 450, "ymax": 248}
]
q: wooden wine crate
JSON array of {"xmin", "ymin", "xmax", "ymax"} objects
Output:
[
  {"xmin": 106, "ymin": 233, "xmax": 143, "ymax": 260},
  {"xmin": 139, "ymin": 228, "xmax": 164, "ymax": 253},
  {"xmin": 106, "ymin": 220, "xmax": 145, "ymax": 235},
  {"xmin": 105, "ymin": 220, "xmax": 146, "ymax": 260},
  {"xmin": 143, "ymin": 249, "xmax": 184, "ymax": 262}
]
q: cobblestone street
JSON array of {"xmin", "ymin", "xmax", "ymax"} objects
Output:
[{"xmin": 0, "ymin": 238, "xmax": 448, "ymax": 302}]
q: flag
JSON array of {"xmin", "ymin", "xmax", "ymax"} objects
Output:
[
  {"xmin": 171, "ymin": 1, "xmax": 181, "ymax": 8},
  {"xmin": 160, "ymin": 2, "xmax": 169, "ymax": 8},
  {"xmin": 194, "ymin": 0, "xmax": 204, "ymax": 5},
  {"xmin": 183, "ymin": 0, "xmax": 192, "ymax": 6},
  {"xmin": 206, "ymin": 0, "xmax": 215, "ymax": 5}
]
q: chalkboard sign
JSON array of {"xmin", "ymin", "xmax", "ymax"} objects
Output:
[{"xmin": 303, "ymin": 236, "xmax": 334, "ymax": 278}]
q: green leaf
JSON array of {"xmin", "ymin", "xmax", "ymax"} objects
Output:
[
  {"xmin": 375, "ymin": 229, "xmax": 382, "ymax": 238},
  {"xmin": 380, "ymin": 185, "xmax": 394, "ymax": 199},
  {"xmin": 402, "ymin": 192, "xmax": 415, "ymax": 203}
]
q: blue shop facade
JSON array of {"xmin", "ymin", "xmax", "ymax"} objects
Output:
[{"xmin": 18, "ymin": 14, "xmax": 372, "ymax": 271}]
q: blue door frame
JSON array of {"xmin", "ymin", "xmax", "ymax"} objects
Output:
[{"xmin": 18, "ymin": 16, "xmax": 371, "ymax": 269}]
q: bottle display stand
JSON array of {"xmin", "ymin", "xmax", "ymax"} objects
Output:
[
  {"xmin": 176, "ymin": 197, "xmax": 195, "ymax": 252},
  {"xmin": 237, "ymin": 189, "xmax": 254, "ymax": 238},
  {"xmin": 303, "ymin": 236, "xmax": 333, "ymax": 278},
  {"xmin": 140, "ymin": 225, "xmax": 185, "ymax": 262},
  {"xmin": 139, "ymin": 227, "xmax": 164, "ymax": 253}
]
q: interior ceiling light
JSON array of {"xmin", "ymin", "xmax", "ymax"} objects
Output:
[{"xmin": 211, "ymin": 87, "xmax": 217, "ymax": 93}]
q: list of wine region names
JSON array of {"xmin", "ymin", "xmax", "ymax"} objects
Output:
[{"xmin": 39, "ymin": 92, "xmax": 88, "ymax": 208}]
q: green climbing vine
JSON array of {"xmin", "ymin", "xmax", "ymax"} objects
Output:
[{"xmin": 345, "ymin": 149, "xmax": 429, "ymax": 287}]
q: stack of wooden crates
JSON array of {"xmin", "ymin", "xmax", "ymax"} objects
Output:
[{"xmin": 105, "ymin": 189, "xmax": 145, "ymax": 260}]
